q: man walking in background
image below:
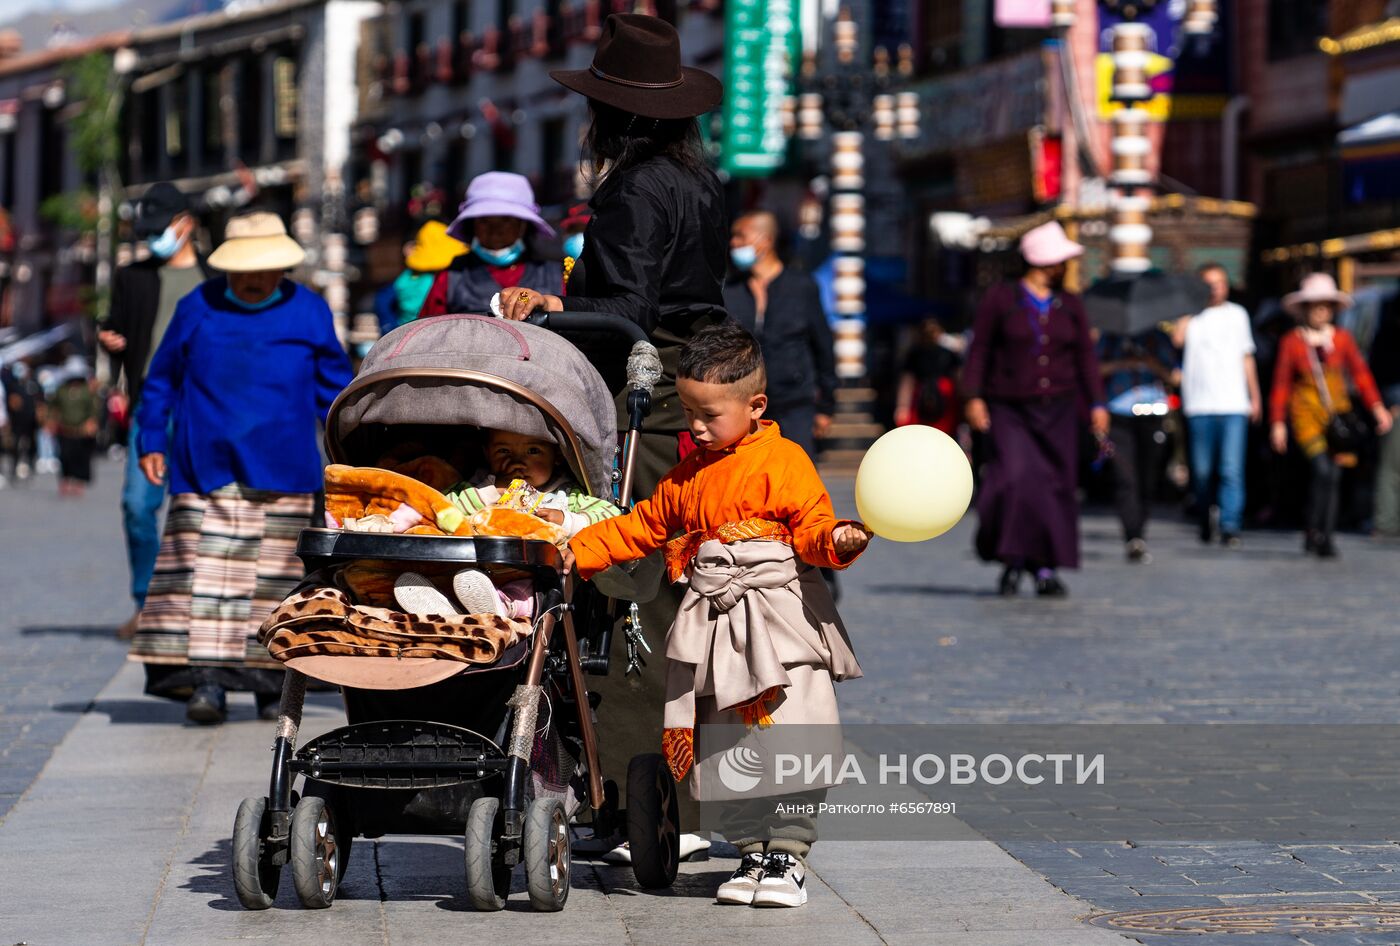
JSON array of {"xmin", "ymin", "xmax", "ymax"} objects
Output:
[
  {"xmin": 1175, "ymin": 262, "xmax": 1261, "ymax": 548},
  {"xmin": 98, "ymin": 183, "xmax": 212, "ymax": 638},
  {"xmin": 722, "ymin": 210, "xmax": 836, "ymax": 456}
]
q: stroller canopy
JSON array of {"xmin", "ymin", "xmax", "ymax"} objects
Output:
[{"xmin": 328, "ymin": 314, "xmax": 618, "ymax": 496}]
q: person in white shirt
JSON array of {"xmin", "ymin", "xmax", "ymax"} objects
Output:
[{"xmin": 1172, "ymin": 263, "xmax": 1262, "ymax": 547}]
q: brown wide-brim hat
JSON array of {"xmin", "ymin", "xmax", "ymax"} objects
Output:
[{"xmin": 550, "ymin": 13, "xmax": 723, "ymax": 120}]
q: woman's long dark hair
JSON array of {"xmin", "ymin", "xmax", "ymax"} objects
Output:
[{"xmin": 582, "ymin": 99, "xmax": 709, "ymax": 190}]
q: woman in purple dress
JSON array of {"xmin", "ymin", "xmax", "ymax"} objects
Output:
[{"xmin": 962, "ymin": 222, "xmax": 1108, "ymax": 597}]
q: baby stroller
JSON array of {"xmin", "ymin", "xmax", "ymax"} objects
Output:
[{"xmin": 231, "ymin": 311, "xmax": 677, "ymax": 913}]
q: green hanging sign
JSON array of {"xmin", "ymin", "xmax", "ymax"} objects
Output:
[{"xmin": 720, "ymin": 0, "xmax": 800, "ymax": 176}]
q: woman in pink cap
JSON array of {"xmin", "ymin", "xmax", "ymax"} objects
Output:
[
  {"xmin": 1269, "ymin": 272, "xmax": 1391, "ymax": 558},
  {"xmin": 418, "ymin": 172, "xmax": 564, "ymax": 317},
  {"xmin": 962, "ymin": 221, "xmax": 1108, "ymax": 597}
]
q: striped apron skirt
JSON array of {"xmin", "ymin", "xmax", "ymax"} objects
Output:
[{"xmin": 128, "ymin": 484, "xmax": 313, "ymax": 698}]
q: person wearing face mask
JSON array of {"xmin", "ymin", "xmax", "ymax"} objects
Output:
[
  {"xmin": 98, "ymin": 182, "xmax": 213, "ymax": 639},
  {"xmin": 374, "ymin": 220, "xmax": 468, "ymax": 333},
  {"xmin": 127, "ymin": 211, "xmax": 353, "ymax": 725},
  {"xmin": 416, "ymin": 172, "xmax": 563, "ymax": 317},
  {"xmin": 722, "ymin": 210, "xmax": 836, "ymax": 458},
  {"xmin": 962, "ymin": 221, "xmax": 1108, "ymax": 598}
]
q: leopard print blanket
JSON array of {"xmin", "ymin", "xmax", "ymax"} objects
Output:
[{"xmin": 257, "ymin": 576, "xmax": 528, "ymax": 665}]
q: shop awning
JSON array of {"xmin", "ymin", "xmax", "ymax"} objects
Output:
[{"xmin": 1262, "ymin": 227, "xmax": 1400, "ymax": 263}]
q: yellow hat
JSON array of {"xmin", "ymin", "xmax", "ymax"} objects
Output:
[{"xmin": 405, "ymin": 220, "xmax": 468, "ymax": 272}]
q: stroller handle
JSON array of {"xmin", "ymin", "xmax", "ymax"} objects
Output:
[
  {"xmin": 524, "ymin": 310, "xmax": 648, "ymax": 345},
  {"xmin": 525, "ymin": 310, "xmax": 663, "ymax": 398}
]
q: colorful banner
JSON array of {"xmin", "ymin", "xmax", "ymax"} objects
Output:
[
  {"xmin": 721, "ymin": 0, "xmax": 800, "ymax": 176},
  {"xmin": 1095, "ymin": 2, "xmax": 1231, "ymax": 121}
]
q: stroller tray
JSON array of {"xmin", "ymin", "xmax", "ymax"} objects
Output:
[
  {"xmin": 293, "ymin": 720, "xmax": 507, "ymax": 790},
  {"xmin": 296, "ymin": 528, "xmax": 563, "ymax": 573}
]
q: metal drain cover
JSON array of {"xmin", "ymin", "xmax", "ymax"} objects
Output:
[{"xmin": 1089, "ymin": 905, "xmax": 1400, "ymax": 935}]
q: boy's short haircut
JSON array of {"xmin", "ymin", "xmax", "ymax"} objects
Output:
[{"xmin": 678, "ymin": 320, "xmax": 767, "ymax": 398}]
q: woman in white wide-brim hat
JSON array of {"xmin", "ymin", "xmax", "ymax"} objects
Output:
[
  {"xmin": 1268, "ymin": 272, "xmax": 1391, "ymax": 558},
  {"xmin": 128, "ymin": 211, "xmax": 354, "ymax": 723}
]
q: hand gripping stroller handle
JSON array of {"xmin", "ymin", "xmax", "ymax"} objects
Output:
[{"xmin": 524, "ymin": 311, "xmax": 662, "ymax": 395}]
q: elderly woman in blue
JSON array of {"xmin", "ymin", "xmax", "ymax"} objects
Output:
[{"xmin": 128, "ymin": 211, "xmax": 353, "ymax": 725}]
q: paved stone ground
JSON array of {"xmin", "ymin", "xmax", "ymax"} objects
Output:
[
  {"xmin": 827, "ymin": 478, "xmax": 1400, "ymax": 945},
  {"xmin": 0, "ymin": 459, "xmax": 1129, "ymax": 946},
  {"xmin": 6, "ymin": 462, "xmax": 1400, "ymax": 944},
  {"xmin": 0, "ymin": 458, "xmax": 133, "ymax": 820}
]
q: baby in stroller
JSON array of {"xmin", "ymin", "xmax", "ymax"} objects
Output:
[{"xmin": 393, "ymin": 426, "xmax": 621, "ymax": 621}]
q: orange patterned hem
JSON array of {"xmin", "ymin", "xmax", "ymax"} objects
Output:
[
  {"xmin": 662, "ymin": 687, "xmax": 782, "ymax": 784},
  {"xmin": 663, "ymin": 728, "xmax": 694, "ymax": 783}
]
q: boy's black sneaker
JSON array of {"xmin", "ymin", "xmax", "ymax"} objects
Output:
[
  {"xmin": 1221, "ymin": 533, "xmax": 1242, "ymax": 549},
  {"xmin": 752, "ymin": 852, "xmax": 807, "ymax": 907}
]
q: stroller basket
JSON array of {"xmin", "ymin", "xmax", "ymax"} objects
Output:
[{"xmin": 293, "ymin": 721, "xmax": 506, "ymax": 790}]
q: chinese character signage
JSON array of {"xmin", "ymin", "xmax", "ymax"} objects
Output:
[{"xmin": 721, "ymin": 0, "xmax": 799, "ymax": 176}]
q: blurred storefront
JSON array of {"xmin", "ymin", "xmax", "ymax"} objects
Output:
[
  {"xmin": 1246, "ymin": 2, "xmax": 1400, "ymax": 300},
  {"xmin": 888, "ymin": 0, "xmax": 1233, "ymax": 322},
  {"xmin": 344, "ymin": 0, "xmax": 725, "ymax": 297},
  {"xmin": 0, "ymin": 0, "xmax": 381, "ymax": 339}
]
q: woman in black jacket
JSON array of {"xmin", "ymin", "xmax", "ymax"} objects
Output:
[
  {"xmin": 501, "ymin": 13, "xmax": 727, "ymax": 492},
  {"xmin": 499, "ymin": 12, "xmax": 724, "ymax": 867}
]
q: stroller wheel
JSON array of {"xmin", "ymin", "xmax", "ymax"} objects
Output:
[
  {"xmin": 465, "ymin": 796, "xmax": 512, "ymax": 911},
  {"xmin": 290, "ymin": 796, "xmax": 343, "ymax": 908},
  {"xmin": 232, "ymin": 797, "xmax": 281, "ymax": 910},
  {"xmin": 523, "ymin": 797, "xmax": 570, "ymax": 912},
  {"xmin": 626, "ymin": 753, "xmax": 680, "ymax": 889}
]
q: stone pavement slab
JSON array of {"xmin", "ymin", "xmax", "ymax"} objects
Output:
[
  {"xmin": 0, "ymin": 459, "xmax": 133, "ymax": 821},
  {"xmin": 0, "ymin": 659, "xmax": 1130, "ymax": 945},
  {"xmin": 826, "ymin": 476, "xmax": 1400, "ymax": 945}
]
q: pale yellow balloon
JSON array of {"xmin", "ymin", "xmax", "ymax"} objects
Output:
[{"xmin": 855, "ymin": 425, "xmax": 973, "ymax": 542}]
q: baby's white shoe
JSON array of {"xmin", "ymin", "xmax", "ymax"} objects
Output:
[
  {"xmin": 394, "ymin": 572, "xmax": 460, "ymax": 617},
  {"xmin": 452, "ymin": 569, "xmax": 507, "ymax": 618}
]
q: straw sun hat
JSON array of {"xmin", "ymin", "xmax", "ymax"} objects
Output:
[{"xmin": 207, "ymin": 211, "xmax": 306, "ymax": 273}]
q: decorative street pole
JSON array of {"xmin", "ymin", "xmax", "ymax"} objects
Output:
[
  {"xmin": 798, "ymin": 8, "xmax": 917, "ymax": 380},
  {"xmin": 1098, "ymin": 1, "xmax": 1218, "ymax": 274}
]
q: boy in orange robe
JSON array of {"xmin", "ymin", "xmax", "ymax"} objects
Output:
[{"xmin": 569, "ymin": 322, "xmax": 872, "ymax": 908}]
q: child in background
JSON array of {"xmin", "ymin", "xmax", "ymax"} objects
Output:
[
  {"xmin": 566, "ymin": 322, "xmax": 872, "ymax": 908},
  {"xmin": 48, "ymin": 374, "xmax": 100, "ymax": 497},
  {"xmin": 394, "ymin": 427, "xmax": 620, "ymax": 619}
]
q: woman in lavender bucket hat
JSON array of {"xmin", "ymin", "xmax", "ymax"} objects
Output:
[{"xmin": 418, "ymin": 172, "xmax": 563, "ymax": 318}]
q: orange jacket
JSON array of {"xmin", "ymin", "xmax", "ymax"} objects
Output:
[{"xmin": 570, "ymin": 421, "xmax": 859, "ymax": 580}]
